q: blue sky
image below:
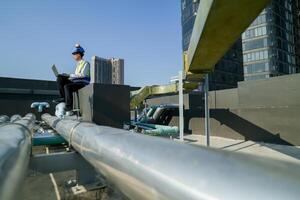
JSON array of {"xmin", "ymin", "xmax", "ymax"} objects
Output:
[{"xmin": 0, "ymin": 0, "xmax": 183, "ymax": 86}]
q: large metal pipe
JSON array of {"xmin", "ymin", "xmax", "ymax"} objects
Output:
[
  {"xmin": 0, "ymin": 114, "xmax": 36, "ymax": 200},
  {"xmin": 0, "ymin": 115, "xmax": 9, "ymax": 124},
  {"xmin": 42, "ymin": 114, "xmax": 300, "ymax": 200},
  {"xmin": 10, "ymin": 114, "xmax": 22, "ymax": 122}
]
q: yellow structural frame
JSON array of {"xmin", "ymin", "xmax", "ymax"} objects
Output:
[
  {"xmin": 186, "ymin": 0, "xmax": 271, "ymax": 76},
  {"xmin": 131, "ymin": 0, "xmax": 272, "ymax": 108},
  {"xmin": 130, "ymin": 82, "xmax": 199, "ymax": 109}
]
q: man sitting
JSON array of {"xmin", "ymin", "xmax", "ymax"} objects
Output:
[{"xmin": 54, "ymin": 44, "xmax": 90, "ymax": 115}]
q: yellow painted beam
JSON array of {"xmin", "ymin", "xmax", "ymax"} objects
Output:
[
  {"xmin": 130, "ymin": 82, "xmax": 199, "ymax": 109},
  {"xmin": 183, "ymin": 52, "xmax": 204, "ymax": 81},
  {"xmin": 187, "ymin": 0, "xmax": 271, "ymax": 74}
]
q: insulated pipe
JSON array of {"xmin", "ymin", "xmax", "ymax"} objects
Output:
[
  {"xmin": 10, "ymin": 114, "xmax": 22, "ymax": 122},
  {"xmin": 42, "ymin": 114, "xmax": 300, "ymax": 200},
  {"xmin": 0, "ymin": 114, "xmax": 36, "ymax": 200},
  {"xmin": 151, "ymin": 107, "xmax": 164, "ymax": 121},
  {"xmin": 0, "ymin": 115, "xmax": 9, "ymax": 124},
  {"xmin": 32, "ymin": 133, "xmax": 67, "ymax": 146}
]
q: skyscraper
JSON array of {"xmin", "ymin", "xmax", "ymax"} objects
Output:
[
  {"xmin": 181, "ymin": 0, "xmax": 244, "ymax": 90},
  {"xmin": 242, "ymin": 0, "xmax": 300, "ymax": 81},
  {"xmin": 91, "ymin": 56, "xmax": 124, "ymax": 85}
]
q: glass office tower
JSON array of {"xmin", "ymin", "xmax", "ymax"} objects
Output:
[
  {"xmin": 181, "ymin": 0, "xmax": 244, "ymax": 90},
  {"xmin": 242, "ymin": 0, "xmax": 300, "ymax": 81},
  {"xmin": 294, "ymin": 0, "xmax": 300, "ymax": 68}
]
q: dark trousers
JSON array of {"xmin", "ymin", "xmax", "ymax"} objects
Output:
[{"xmin": 57, "ymin": 75, "xmax": 86, "ymax": 110}]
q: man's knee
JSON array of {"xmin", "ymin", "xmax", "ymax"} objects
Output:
[{"xmin": 57, "ymin": 75, "xmax": 64, "ymax": 83}]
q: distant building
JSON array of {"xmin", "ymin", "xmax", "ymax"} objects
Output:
[
  {"xmin": 111, "ymin": 58, "xmax": 124, "ymax": 85},
  {"xmin": 91, "ymin": 56, "xmax": 124, "ymax": 85},
  {"xmin": 242, "ymin": 0, "xmax": 300, "ymax": 81},
  {"xmin": 181, "ymin": 0, "xmax": 244, "ymax": 90},
  {"xmin": 91, "ymin": 56, "xmax": 112, "ymax": 84}
]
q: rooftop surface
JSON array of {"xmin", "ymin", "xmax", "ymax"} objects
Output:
[{"xmin": 183, "ymin": 135, "xmax": 300, "ymax": 164}]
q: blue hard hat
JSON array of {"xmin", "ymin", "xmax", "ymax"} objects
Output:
[{"xmin": 72, "ymin": 44, "xmax": 85, "ymax": 55}]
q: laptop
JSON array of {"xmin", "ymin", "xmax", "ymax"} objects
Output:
[{"xmin": 51, "ymin": 64, "xmax": 59, "ymax": 77}]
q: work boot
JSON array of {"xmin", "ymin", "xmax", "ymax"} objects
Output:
[
  {"xmin": 64, "ymin": 106, "xmax": 73, "ymax": 116},
  {"xmin": 65, "ymin": 111, "xmax": 73, "ymax": 116}
]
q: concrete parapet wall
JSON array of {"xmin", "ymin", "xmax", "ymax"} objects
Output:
[
  {"xmin": 0, "ymin": 77, "xmax": 58, "ymax": 117},
  {"xmin": 187, "ymin": 107, "xmax": 300, "ymax": 146},
  {"xmin": 147, "ymin": 73, "xmax": 300, "ymax": 146},
  {"xmin": 238, "ymin": 74, "xmax": 300, "ymax": 108}
]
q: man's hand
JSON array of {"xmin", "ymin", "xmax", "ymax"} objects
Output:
[{"xmin": 68, "ymin": 74, "xmax": 79, "ymax": 80}]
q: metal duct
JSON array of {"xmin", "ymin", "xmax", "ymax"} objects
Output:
[
  {"xmin": 42, "ymin": 114, "xmax": 300, "ymax": 200},
  {"xmin": 0, "ymin": 114, "xmax": 36, "ymax": 200}
]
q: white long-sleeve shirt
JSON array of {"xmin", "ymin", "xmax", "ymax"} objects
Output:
[{"xmin": 69, "ymin": 60, "xmax": 90, "ymax": 84}]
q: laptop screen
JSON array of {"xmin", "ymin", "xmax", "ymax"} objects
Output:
[{"xmin": 51, "ymin": 65, "xmax": 59, "ymax": 77}]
